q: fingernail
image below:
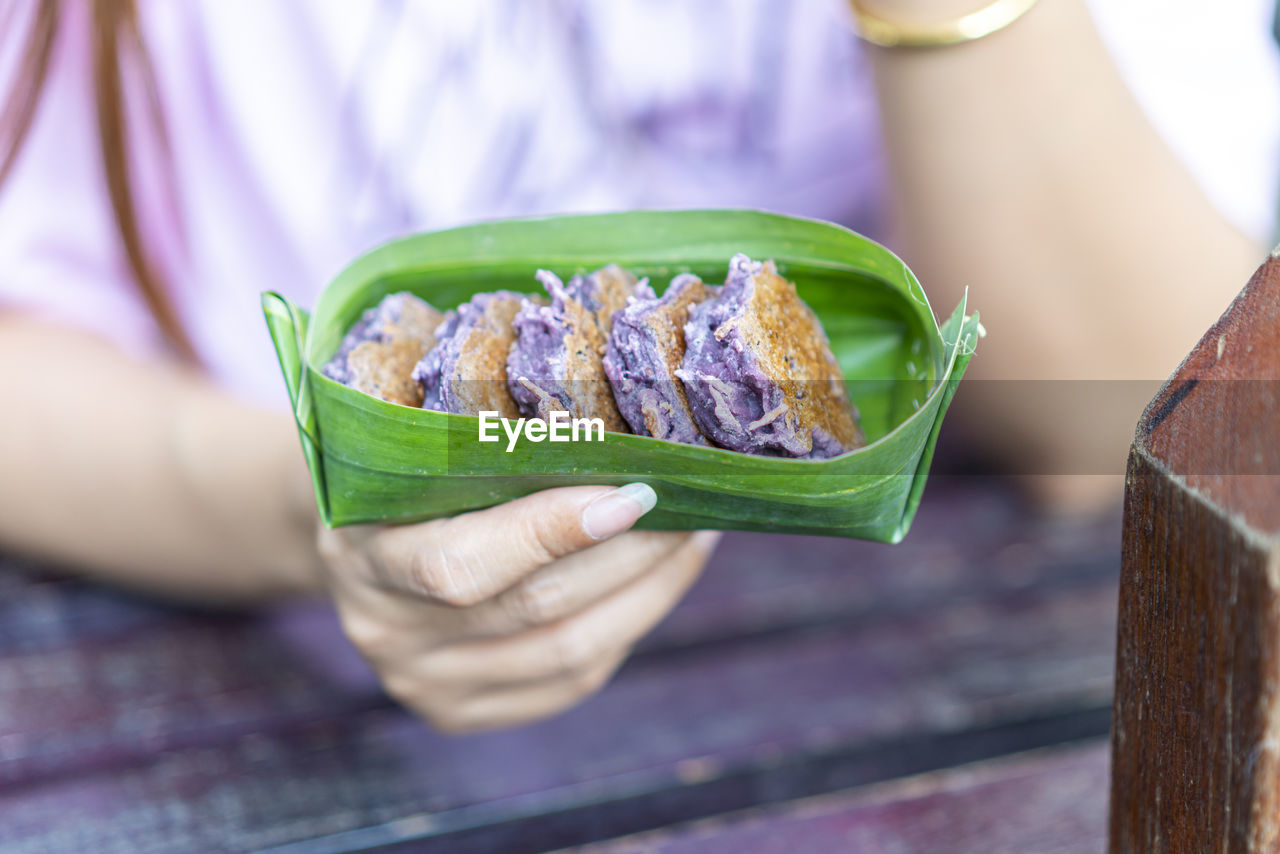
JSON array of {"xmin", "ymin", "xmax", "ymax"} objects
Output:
[
  {"xmin": 582, "ymin": 483, "xmax": 657, "ymax": 540},
  {"xmin": 692, "ymin": 530, "xmax": 723, "ymax": 552}
]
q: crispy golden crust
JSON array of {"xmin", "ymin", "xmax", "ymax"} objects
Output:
[
  {"xmin": 643, "ymin": 277, "xmax": 712, "ymax": 389},
  {"xmin": 381, "ymin": 296, "xmax": 445, "ymax": 344},
  {"xmin": 556, "ymin": 301, "xmax": 630, "ymax": 433},
  {"xmin": 614, "ymin": 275, "xmax": 716, "ymax": 440},
  {"xmin": 509, "ymin": 264, "xmax": 641, "ymax": 433},
  {"xmin": 567, "ymin": 264, "xmax": 635, "ymax": 431},
  {"xmin": 447, "ymin": 293, "xmax": 526, "ymax": 418},
  {"xmin": 725, "ymin": 260, "xmax": 861, "ymax": 451},
  {"xmin": 328, "ymin": 293, "xmax": 446, "ymax": 407},
  {"xmin": 347, "ymin": 337, "xmax": 431, "ymax": 407}
]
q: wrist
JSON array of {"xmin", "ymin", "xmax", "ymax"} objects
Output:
[
  {"xmin": 280, "ymin": 440, "xmax": 326, "ymax": 595},
  {"xmin": 168, "ymin": 381, "xmax": 325, "ymax": 598},
  {"xmin": 853, "ymin": 0, "xmax": 997, "ymax": 24},
  {"xmin": 850, "ymin": 0, "xmax": 1042, "ymax": 48}
]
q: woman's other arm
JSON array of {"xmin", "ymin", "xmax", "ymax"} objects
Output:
[
  {"xmin": 0, "ymin": 313, "xmax": 319, "ymax": 599},
  {"xmin": 863, "ymin": 0, "xmax": 1264, "ymax": 504}
]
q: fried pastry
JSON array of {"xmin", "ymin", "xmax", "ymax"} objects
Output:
[
  {"xmin": 506, "ymin": 264, "xmax": 649, "ymax": 432},
  {"xmin": 413, "ymin": 291, "xmax": 533, "ymax": 417},
  {"xmin": 677, "ymin": 254, "xmax": 863, "ymax": 458},
  {"xmin": 323, "ymin": 292, "xmax": 444, "ymax": 407},
  {"xmin": 603, "ymin": 273, "xmax": 716, "ymax": 445}
]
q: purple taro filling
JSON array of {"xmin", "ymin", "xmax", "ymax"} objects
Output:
[
  {"xmin": 677, "ymin": 254, "xmax": 861, "ymax": 459},
  {"xmin": 507, "ymin": 265, "xmax": 649, "ymax": 432},
  {"xmin": 412, "ymin": 291, "xmax": 526, "ymax": 418},
  {"xmin": 323, "ymin": 292, "xmax": 436, "ymax": 383},
  {"xmin": 321, "ymin": 292, "xmax": 443, "ymax": 407},
  {"xmin": 603, "ymin": 273, "xmax": 715, "ymax": 446},
  {"xmin": 322, "ymin": 257, "xmax": 860, "ymax": 456}
]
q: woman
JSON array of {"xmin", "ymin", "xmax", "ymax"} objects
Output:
[{"xmin": 0, "ymin": 0, "xmax": 1274, "ymax": 731}]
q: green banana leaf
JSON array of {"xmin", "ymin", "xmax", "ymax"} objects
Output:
[{"xmin": 263, "ymin": 210, "xmax": 980, "ymax": 542}]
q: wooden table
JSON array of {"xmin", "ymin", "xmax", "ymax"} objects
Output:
[{"xmin": 0, "ymin": 479, "xmax": 1119, "ymax": 853}]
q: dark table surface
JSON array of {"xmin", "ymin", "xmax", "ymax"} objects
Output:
[{"xmin": 0, "ymin": 479, "xmax": 1120, "ymax": 853}]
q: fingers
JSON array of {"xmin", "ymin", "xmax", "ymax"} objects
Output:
[
  {"xmin": 363, "ymin": 483, "xmax": 658, "ymax": 605},
  {"xmin": 321, "ymin": 481, "xmax": 724, "ymax": 734},
  {"xmin": 474, "ymin": 530, "xmax": 692, "ymax": 635},
  {"xmin": 422, "ymin": 530, "xmax": 720, "ymax": 685},
  {"xmin": 429, "ymin": 650, "xmax": 629, "ymax": 733}
]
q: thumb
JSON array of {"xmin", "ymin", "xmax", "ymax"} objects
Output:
[{"xmin": 365, "ymin": 483, "xmax": 658, "ymax": 606}]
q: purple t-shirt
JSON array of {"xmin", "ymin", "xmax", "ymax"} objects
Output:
[{"xmin": 0, "ymin": 0, "xmax": 1276, "ymax": 406}]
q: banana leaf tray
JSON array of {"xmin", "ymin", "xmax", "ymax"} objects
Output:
[{"xmin": 263, "ymin": 210, "xmax": 980, "ymax": 541}]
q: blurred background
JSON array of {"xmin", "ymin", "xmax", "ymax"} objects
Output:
[{"xmin": 1, "ymin": 1, "xmax": 1278, "ymax": 851}]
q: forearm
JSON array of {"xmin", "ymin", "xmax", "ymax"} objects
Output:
[
  {"xmin": 863, "ymin": 0, "xmax": 1262, "ymax": 481},
  {"xmin": 0, "ymin": 314, "xmax": 320, "ymax": 601},
  {"xmin": 868, "ymin": 0, "xmax": 1262, "ymax": 373}
]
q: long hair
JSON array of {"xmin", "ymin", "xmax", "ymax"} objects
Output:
[{"xmin": 1, "ymin": 0, "xmax": 195, "ymax": 361}]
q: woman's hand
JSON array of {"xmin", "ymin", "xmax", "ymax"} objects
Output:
[{"xmin": 317, "ymin": 484, "xmax": 719, "ymax": 733}]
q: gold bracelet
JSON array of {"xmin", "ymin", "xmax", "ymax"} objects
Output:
[{"xmin": 850, "ymin": 0, "xmax": 1040, "ymax": 48}]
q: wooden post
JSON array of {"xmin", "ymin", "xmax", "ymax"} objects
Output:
[{"xmin": 1111, "ymin": 252, "xmax": 1280, "ymax": 851}]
